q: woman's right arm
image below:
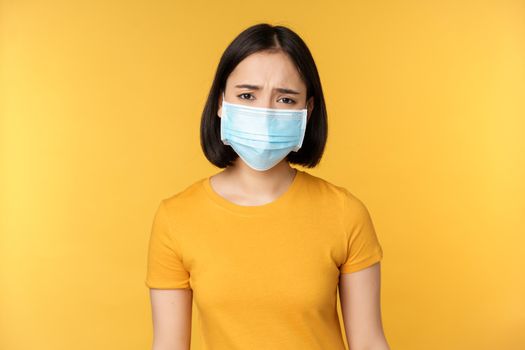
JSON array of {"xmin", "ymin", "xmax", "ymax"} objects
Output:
[{"xmin": 149, "ymin": 288, "xmax": 193, "ymax": 350}]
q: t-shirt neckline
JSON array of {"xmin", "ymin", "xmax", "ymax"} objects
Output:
[{"xmin": 201, "ymin": 168, "xmax": 304, "ymax": 215}]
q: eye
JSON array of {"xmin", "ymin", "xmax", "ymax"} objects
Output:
[
  {"xmin": 238, "ymin": 93, "xmax": 254, "ymax": 100},
  {"xmin": 279, "ymin": 97, "xmax": 296, "ymax": 104}
]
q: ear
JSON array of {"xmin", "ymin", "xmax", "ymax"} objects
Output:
[
  {"xmin": 217, "ymin": 92, "xmax": 223, "ymax": 118},
  {"xmin": 306, "ymin": 96, "xmax": 314, "ymax": 121}
]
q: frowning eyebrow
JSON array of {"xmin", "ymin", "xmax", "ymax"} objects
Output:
[{"xmin": 234, "ymin": 84, "xmax": 301, "ymax": 95}]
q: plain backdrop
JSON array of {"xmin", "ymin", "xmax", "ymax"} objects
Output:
[{"xmin": 1, "ymin": 0, "xmax": 524, "ymax": 349}]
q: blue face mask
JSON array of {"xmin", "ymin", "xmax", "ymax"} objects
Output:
[{"xmin": 220, "ymin": 92, "xmax": 308, "ymax": 171}]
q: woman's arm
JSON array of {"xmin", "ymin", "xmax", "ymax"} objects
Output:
[
  {"xmin": 149, "ymin": 288, "xmax": 193, "ymax": 350},
  {"xmin": 338, "ymin": 262, "xmax": 390, "ymax": 350}
]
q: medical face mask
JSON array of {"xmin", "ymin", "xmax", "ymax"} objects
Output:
[{"xmin": 220, "ymin": 92, "xmax": 308, "ymax": 171}]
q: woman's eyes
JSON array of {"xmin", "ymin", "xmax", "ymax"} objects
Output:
[
  {"xmin": 279, "ymin": 97, "xmax": 296, "ymax": 104},
  {"xmin": 237, "ymin": 93, "xmax": 296, "ymax": 104},
  {"xmin": 238, "ymin": 93, "xmax": 254, "ymax": 100}
]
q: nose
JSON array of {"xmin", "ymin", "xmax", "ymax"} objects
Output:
[{"xmin": 260, "ymin": 94, "xmax": 274, "ymax": 109}]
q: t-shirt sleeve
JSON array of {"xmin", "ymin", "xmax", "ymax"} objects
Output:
[
  {"xmin": 145, "ymin": 199, "xmax": 191, "ymax": 289},
  {"xmin": 339, "ymin": 190, "xmax": 384, "ymax": 274}
]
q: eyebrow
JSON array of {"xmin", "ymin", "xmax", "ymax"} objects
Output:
[{"xmin": 234, "ymin": 84, "xmax": 301, "ymax": 95}]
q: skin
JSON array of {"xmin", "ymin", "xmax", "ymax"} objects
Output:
[
  {"xmin": 149, "ymin": 49, "xmax": 389, "ymax": 350},
  {"xmin": 339, "ymin": 263, "xmax": 390, "ymax": 350},
  {"xmin": 149, "ymin": 289, "xmax": 192, "ymax": 350}
]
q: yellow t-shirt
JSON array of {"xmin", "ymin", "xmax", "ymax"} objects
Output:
[{"xmin": 145, "ymin": 168, "xmax": 384, "ymax": 349}]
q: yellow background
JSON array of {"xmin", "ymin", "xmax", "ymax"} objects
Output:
[{"xmin": 1, "ymin": 1, "xmax": 524, "ymax": 349}]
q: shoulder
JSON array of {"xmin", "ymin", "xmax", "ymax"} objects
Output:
[
  {"xmin": 301, "ymin": 171, "xmax": 370, "ymax": 217},
  {"xmin": 159, "ymin": 176, "xmax": 208, "ymax": 214},
  {"xmin": 301, "ymin": 171, "xmax": 363, "ymax": 204}
]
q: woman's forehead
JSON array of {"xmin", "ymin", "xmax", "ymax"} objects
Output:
[{"xmin": 227, "ymin": 51, "xmax": 305, "ymax": 90}]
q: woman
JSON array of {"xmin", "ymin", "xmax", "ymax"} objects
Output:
[{"xmin": 146, "ymin": 23, "xmax": 390, "ymax": 350}]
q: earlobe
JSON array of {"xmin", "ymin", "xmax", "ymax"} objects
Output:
[
  {"xmin": 306, "ymin": 97, "xmax": 314, "ymax": 121},
  {"xmin": 218, "ymin": 95, "xmax": 223, "ymax": 118}
]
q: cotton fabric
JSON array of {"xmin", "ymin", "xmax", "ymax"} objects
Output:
[{"xmin": 145, "ymin": 168, "xmax": 383, "ymax": 349}]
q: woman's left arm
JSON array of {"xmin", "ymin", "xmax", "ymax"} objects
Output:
[{"xmin": 338, "ymin": 262, "xmax": 390, "ymax": 350}]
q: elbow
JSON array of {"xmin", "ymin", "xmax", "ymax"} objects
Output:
[
  {"xmin": 351, "ymin": 336, "xmax": 391, "ymax": 350},
  {"xmin": 353, "ymin": 346, "xmax": 390, "ymax": 350},
  {"xmin": 152, "ymin": 339, "xmax": 190, "ymax": 350}
]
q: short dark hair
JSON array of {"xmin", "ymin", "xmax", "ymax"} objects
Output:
[{"xmin": 200, "ymin": 23, "xmax": 328, "ymax": 168}]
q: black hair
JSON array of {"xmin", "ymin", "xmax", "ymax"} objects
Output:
[{"xmin": 200, "ymin": 23, "xmax": 328, "ymax": 168}]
